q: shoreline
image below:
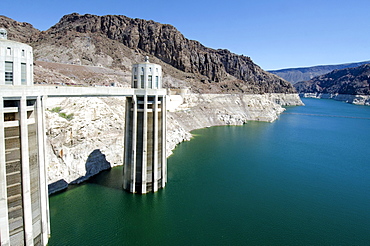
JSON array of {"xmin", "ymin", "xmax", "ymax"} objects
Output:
[
  {"xmin": 300, "ymin": 93, "xmax": 370, "ymax": 106},
  {"xmin": 47, "ymin": 93, "xmax": 303, "ymax": 195}
]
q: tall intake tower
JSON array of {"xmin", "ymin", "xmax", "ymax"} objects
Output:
[
  {"xmin": 0, "ymin": 29, "xmax": 50, "ymax": 246},
  {"xmin": 123, "ymin": 57, "xmax": 167, "ymax": 194}
]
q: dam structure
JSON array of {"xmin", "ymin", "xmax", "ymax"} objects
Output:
[
  {"xmin": 0, "ymin": 29, "xmax": 167, "ymax": 245},
  {"xmin": 123, "ymin": 57, "xmax": 167, "ymax": 194}
]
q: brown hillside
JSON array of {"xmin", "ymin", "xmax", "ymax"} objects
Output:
[{"xmin": 1, "ymin": 13, "xmax": 296, "ymax": 94}]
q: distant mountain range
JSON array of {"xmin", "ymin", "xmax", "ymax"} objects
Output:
[
  {"xmin": 294, "ymin": 63, "xmax": 370, "ymax": 95},
  {"xmin": 0, "ymin": 13, "xmax": 295, "ymax": 94},
  {"xmin": 268, "ymin": 61, "xmax": 370, "ymax": 84}
]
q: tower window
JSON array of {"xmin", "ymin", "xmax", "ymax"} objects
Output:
[
  {"xmin": 141, "ymin": 75, "xmax": 144, "ymax": 88},
  {"xmin": 6, "ymin": 47, "xmax": 11, "ymax": 56},
  {"xmin": 155, "ymin": 76, "xmax": 159, "ymax": 88},
  {"xmin": 5, "ymin": 61, "xmax": 13, "ymax": 84},
  {"xmin": 21, "ymin": 49, "xmax": 25, "ymax": 57},
  {"xmin": 133, "ymin": 75, "xmax": 138, "ymax": 88},
  {"xmin": 21, "ymin": 63, "xmax": 27, "ymax": 85},
  {"xmin": 148, "ymin": 75, "xmax": 152, "ymax": 88}
]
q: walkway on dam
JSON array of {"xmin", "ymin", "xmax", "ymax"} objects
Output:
[{"xmin": 0, "ymin": 85, "xmax": 166, "ymax": 98}]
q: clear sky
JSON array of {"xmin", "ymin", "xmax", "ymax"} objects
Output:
[{"xmin": 2, "ymin": 0, "xmax": 369, "ymax": 70}]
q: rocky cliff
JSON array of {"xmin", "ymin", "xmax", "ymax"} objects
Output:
[
  {"xmin": 0, "ymin": 15, "xmax": 39, "ymax": 43},
  {"xmin": 294, "ymin": 64, "xmax": 370, "ymax": 105}
]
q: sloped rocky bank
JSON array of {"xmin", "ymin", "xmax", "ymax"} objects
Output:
[{"xmin": 47, "ymin": 93, "xmax": 303, "ymax": 193}]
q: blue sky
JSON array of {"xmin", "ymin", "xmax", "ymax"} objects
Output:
[{"xmin": 2, "ymin": 0, "xmax": 369, "ymax": 70}]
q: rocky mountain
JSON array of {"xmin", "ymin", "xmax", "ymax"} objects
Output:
[
  {"xmin": 0, "ymin": 15, "xmax": 39, "ymax": 42},
  {"xmin": 268, "ymin": 61, "xmax": 370, "ymax": 84},
  {"xmin": 1, "ymin": 13, "xmax": 295, "ymax": 93},
  {"xmin": 294, "ymin": 64, "xmax": 370, "ymax": 105},
  {"xmin": 294, "ymin": 64, "xmax": 370, "ymax": 95}
]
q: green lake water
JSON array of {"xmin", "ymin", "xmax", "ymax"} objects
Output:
[{"xmin": 48, "ymin": 98, "xmax": 370, "ymax": 245}]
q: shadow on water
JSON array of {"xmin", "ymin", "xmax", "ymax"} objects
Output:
[{"xmin": 87, "ymin": 165, "xmax": 124, "ymax": 191}]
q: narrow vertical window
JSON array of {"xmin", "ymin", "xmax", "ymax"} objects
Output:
[
  {"xmin": 148, "ymin": 75, "xmax": 152, "ymax": 88},
  {"xmin": 21, "ymin": 49, "xmax": 25, "ymax": 57},
  {"xmin": 155, "ymin": 76, "xmax": 159, "ymax": 88},
  {"xmin": 21, "ymin": 63, "xmax": 27, "ymax": 85},
  {"xmin": 6, "ymin": 47, "xmax": 11, "ymax": 56},
  {"xmin": 5, "ymin": 61, "xmax": 13, "ymax": 84},
  {"xmin": 141, "ymin": 75, "xmax": 144, "ymax": 88},
  {"xmin": 133, "ymin": 75, "xmax": 137, "ymax": 88}
]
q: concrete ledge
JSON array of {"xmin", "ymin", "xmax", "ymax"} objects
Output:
[{"xmin": 0, "ymin": 85, "xmax": 167, "ymax": 98}]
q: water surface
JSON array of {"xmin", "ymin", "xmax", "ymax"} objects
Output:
[{"xmin": 48, "ymin": 98, "xmax": 370, "ymax": 245}]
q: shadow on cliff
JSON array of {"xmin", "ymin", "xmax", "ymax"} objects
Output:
[
  {"xmin": 49, "ymin": 149, "xmax": 121, "ymax": 195},
  {"xmin": 48, "ymin": 179, "xmax": 68, "ymax": 195},
  {"xmin": 70, "ymin": 149, "xmax": 112, "ymax": 185}
]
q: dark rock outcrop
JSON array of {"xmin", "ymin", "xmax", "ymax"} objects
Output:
[{"xmin": 294, "ymin": 64, "xmax": 370, "ymax": 95}]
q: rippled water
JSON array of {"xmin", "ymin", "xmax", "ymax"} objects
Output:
[{"xmin": 48, "ymin": 98, "xmax": 370, "ymax": 245}]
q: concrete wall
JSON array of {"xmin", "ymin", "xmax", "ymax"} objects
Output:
[
  {"xmin": 0, "ymin": 39, "xmax": 33, "ymax": 86},
  {"xmin": 131, "ymin": 61, "xmax": 162, "ymax": 89},
  {"xmin": 0, "ymin": 96, "xmax": 49, "ymax": 246},
  {"xmin": 123, "ymin": 94, "xmax": 167, "ymax": 193}
]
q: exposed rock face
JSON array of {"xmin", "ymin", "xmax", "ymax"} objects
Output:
[
  {"xmin": 0, "ymin": 15, "xmax": 39, "ymax": 43},
  {"xmin": 39, "ymin": 13, "xmax": 294, "ymax": 93},
  {"xmin": 269, "ymin": 61, "xmax": 370, "ymax": 84},
  {"xmin": 168, "ymin": 93, "xmax": 302, "ymax": 131},
  {"xmin": 294, "ymin": 64, "xmax": 370, "ymax": 105},
  {"xmin": 45, "ymin": 97, "xmax": 126, "ymax": 185},
  {"xmin": 34, "ymin": 61, "xmax": 131, "ymax": 87}
]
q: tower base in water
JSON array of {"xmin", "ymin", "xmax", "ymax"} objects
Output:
[{"xmin": 123, "ymin": 58, "xmax": 167, "ymax": 194}]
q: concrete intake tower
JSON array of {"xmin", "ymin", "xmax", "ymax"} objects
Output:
[
  {"xmin": 123, "ymin": 57, "xmax": 167, "ymax": 194},
  {"xmin": 0, "ymin": 28, "xmax": 50, "ymax": 246}
]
